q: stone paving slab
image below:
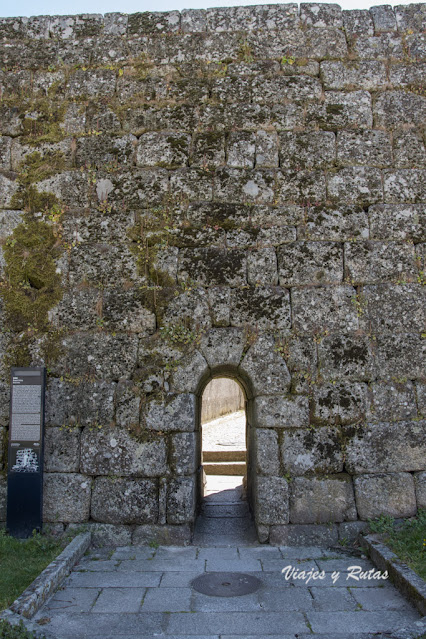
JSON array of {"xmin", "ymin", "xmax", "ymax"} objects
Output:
[
  {"xmin": 166, "ymin": 611, "xmax": 308, "ymax": 635},
  {"xmin": 306, "ymin": 610, "xmax": 420, "ymax": 634},
  {"xmin": 350, "ymin": 586, "xmax": 416, "ymax": 611},
  {"xmin": 66, "ymin": 571, "xmax": 162, "ymax": 588},
  {"xmin": 33, "ymin": 544, "xmax": 421, "ymax": 638},
  {"xmin": 141, "ymin": 587, "xmax": 192, "ymax": 612},
  {"xmin": 92, "ymin": 587, "xmax": 146, "ymax": 613}
]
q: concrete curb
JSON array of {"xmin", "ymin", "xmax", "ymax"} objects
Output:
[
  {"xmin": 360, "ymin": 533, "xmax": 426, "ymax": 617},
  {"xmin": 2, "ymin": 532, "xmax": 91, "ymax": 620}
]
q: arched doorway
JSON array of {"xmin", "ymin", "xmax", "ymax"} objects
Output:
[{"xmin": 193, "ymin": 369, "xmax": 257, "ymax": 544}]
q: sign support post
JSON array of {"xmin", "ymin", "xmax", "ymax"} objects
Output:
[{"xmin": 7, "ymin": 367, "xmax": 46, "ymax": 538}]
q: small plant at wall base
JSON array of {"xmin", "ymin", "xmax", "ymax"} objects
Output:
[
  {"xmin": 367, "ymin": 509, "xmax": 426, "ymax": 580},
  {"xmin": 0, "ymin": 619, "xmax": 45, "ymax": 639}
]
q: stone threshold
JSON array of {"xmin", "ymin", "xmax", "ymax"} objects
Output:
[
  {"xmin": 0, "ymin": 531, "xmax": 91, "ymax": 633},
  {"xmin": 359, "ymin": 533, "xmax": 426, "ymax": 619}
]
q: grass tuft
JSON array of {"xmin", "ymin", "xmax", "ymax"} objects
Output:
[
  {"xmin": 0, "ymin": 530, "xmax": 65, "ymax": 612},
  {"xmin": 367, "ymin": 509, "xmax": 426, "ymax": 580}
]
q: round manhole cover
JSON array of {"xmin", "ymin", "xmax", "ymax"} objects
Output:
[{"xmin": 191, "ymin": 572, "xmax": 261, "ymax": 597}]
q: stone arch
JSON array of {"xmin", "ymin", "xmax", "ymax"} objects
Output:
[
  {"xmin": 169, "ymin": 326, "xmax": 293, "ymax": 543},
  {"xmin": 195, "ymin": 363, "xmax": 254, "ymax": 520}
]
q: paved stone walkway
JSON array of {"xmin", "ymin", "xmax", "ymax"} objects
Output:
[{"xmin": 34, "ymin": 542, "xmax": 420, "ymax": 638}]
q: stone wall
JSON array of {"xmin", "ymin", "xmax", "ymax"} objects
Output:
[{"xmin": 0, "ymin": 2, "xmax": 424, "ymax": 545}]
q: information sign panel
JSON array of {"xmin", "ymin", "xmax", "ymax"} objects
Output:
[{"xmin": 7, "ymin": 367, "xmax": 46, "ymax": 538}]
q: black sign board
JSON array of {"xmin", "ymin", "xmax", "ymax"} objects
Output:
[{"xmin": 7, "ymin": 367, "xmax": 46, "ymax": 538}]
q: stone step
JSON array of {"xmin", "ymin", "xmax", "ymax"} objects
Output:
[
  {"xmin": 201, "ymin": 502, "xmax": 249, "ymax": 518},
  {"xmin": 203, "ymin": 461, "xmax": 246, "ymax": 476},
  {"xmin": 203, "ymin": 450, "xmax": 246, "ymax": 462}
]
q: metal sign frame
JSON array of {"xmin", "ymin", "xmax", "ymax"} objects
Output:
[{"xmin": 7, "ymin": 367, "xmax": 46, "ymax": 538}]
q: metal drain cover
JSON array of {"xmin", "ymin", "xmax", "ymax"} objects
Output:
[{"xmin": 191, "ymin": 572, "xmax": 261, "ymax": 597}]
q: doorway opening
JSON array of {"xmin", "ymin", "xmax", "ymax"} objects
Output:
[{"xmin": 193, "ymin": 375, "xmax": 257, "ymax": 544}]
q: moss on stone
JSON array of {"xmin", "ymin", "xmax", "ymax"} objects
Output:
[{"xmin": 0, "ymin": 213, "xmax": 63, "ymax": 336}]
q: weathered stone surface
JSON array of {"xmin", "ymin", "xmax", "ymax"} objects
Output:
[
  {"xmin": 115, "ymin": 381, "xmax": 140, "ymax": 430},
  {"xmin": 279, "ymin": 131, "xmax": 335, "ymax": 169},
  {"xmin": 290, "ymin": 475, "xmax": 357, "ymax": 524},
  {"xmin": 253, "ymin": 429, "xmax": 280, "ymax": 476},
  {"xmin": 345, "ymin": 420, "xmax": 426, "ymax": 473},
  {"xmin": 281, "ymin": 426, "xmax": 343, "ymax": 475},
  {"xmin": 230, "ymin": 287, "xmax": 291, "ymax": 331},
  {"xmin": 375, "ymin": 332, "xmax": 426, "ymax": 379},
  {"xmin": 328, "ymin": 167, "xmax": 382, "ymax": 204},
  {"xmin": 162, "ymin": 288, "xmax": 211, "ymax": 331},
  {"xmin": 208, "ymin": 287, "xmax": 231, "ymax": 327},
  {"xmin": 370, "ymin": 5, "xmax": 397, "ymax": 32},
  {"xmin": 239, "ymin": 334, "xmax": 291, "ymax": 396},
  {"xmin": 313, "ymin": 382, "xmax": 367, "ymax": 425},
  {"xmin": 171, "ymin": 350, "xmax": 210, "ymax": 394},
  {"xmin": 46, "ymin": 378, "xmax": 115, "ymax": 428},
  {"xmin": 170, "ymin": 432, "xmax": 197, "ymax": 475},
  {"xmin": 256, "ymin": 130, "xmax": 279, "ymax": 168},
  {"xmin": 91, "ymin": 477, "xmax": 158, "ymax": 524},
  {"xmin": 44, "ymin": 427, "xmax": 81, "ymax": 473},
  {"xmin": 214, "ymin": 168, "xmax": 276, "ymax": 205},
  {"xmin": 0, "ymin": 478, "xmax": 6, "ymax": 521},
  {"xmin": 247, "ymin": 248, "xmax": 278, "ymax": 285},
  {"xmin": 200, "ymin": 328, "xmax": 245, "ymax": 368},
  {"xmin": 132, "ymin": 523, "xmax": 192, "ymax": 545},
  {"xmin": 75, "ymin": 523, "xmax": 132, "ymax": 548},
  {"xmin": 318, "ymin": 334, "xmax": 374, "ymax": 381},
  {"xmin": 414, "ymin": 471, "xmax": 426, "ymax": 509},
  {"xmin": 0, "ymin": 173, "xmax": 18, "ymax": 208},
  {"xmin": 344, "ymin": 241, "xmax": 417, "ymax": 284},
  {"xmin": 343, "ymin": 9, "xmax": 374, "ymax": 38},
  {"xmin": 302, "ymin": 205, "xmax": 369, "ymax": 241},
  {"xmin": 178, "ymin": 248, "xmax": 247, "ymax": 286},
  {"xmin": 384, "ymin": 169, "xmax": 426, "ymax": 203},
  {"xmin": 354, "ymin": 472, "xmax": 417, "ymax": 520},
  {"xmin": 389, "ymin": 62, "xmax": 426, "ymax": 88},
  {"xmin": 393, "ymin": 130, "xmax": 426, "ymax": 168},
  {"xmin": 80, "ymin": 427, "xmax": 168, "ymax": 477},
  {"xmin": 43, "ymin": 473, "xmax": 91, "ymax": 523},
  {"xmin": 374, "ymin": 91, "xmax": 426, "ymax": 129},
  {"xmin": 270, "ymin": 522, "xmax": 339, "ymax": 546},
  {"xmin": 0, "ymin": 136, "xmax": 12, "ymax": 170},
  {"xmin": 307, "ymin": 91, "xmax": 373, "ymax": 130},
  {"xmin": 352, "ymin": 33, "xmax": 404, "ymax": 59},
  {"xmin": 301, "ymin": 3, "xmax": 342, "ymax": 27},
  {"xmin": 394, "ymin": 4, "xmax": 426, "ymax": 32},
  {"xmin": 277, "ymin": 169, "xmax": 326, "ymax": 204},
  {"xmin": 136, "ymin": 132, "xmax": 191, "ymax": 169},
  {"xmin": 252, "ymin": 76, "xmax": 322, "ymax": 104},
  {"xmin": 320, "ymin": 60, "xmax": 386, "ymax": 90},
  {"xmin": 254, "ymin": 394, "xmax": 310, "ymax": 428},
  {"xmin": 144, "ymin": 394, "xmax": 196, "ymax": 432},
  {"xmin": 367, "ymin": 381, "xmax": 417, "ymax": 422},
  {"xmin": 256, "ymin": 476, "xmax": 289, "ymax": 525},
  {"xmin": 292, "ymin": 285, "xmax": 359, "ymax": 334},
  {"xmin": 369, "ymin": 204, "xmax": 425, "ymax": 242},
  {"xmin": 417, "ymin": 381, "xmax": 426, "ymax": 416},
  {"xmin": 0, "ymin": 426, "xmax": 4, "ymax": 472},
  {"xmin": 361, "ymin": 284, "xmax": 425, "ymax": 333},
  {"xmin": 167, "ymin": 477, "xmax": 196, "ymax": 524},
  {"xmin": 338, "ymin": 520, "xmax": 368, "ymax": 544},
  {"xmin": 52, "ymin": 333, "xmax": 138, "ymax": 381},
  {"xmin": 227, "ymin": 132, "xmax": 255, "ymax": 169},
  {"xmin": 277, "ymin": 242, "xmax": 343, "ymax": 286},
  {"xmin": 337, "ymin": 130, "xmax": 392, "ymax": 168}
]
